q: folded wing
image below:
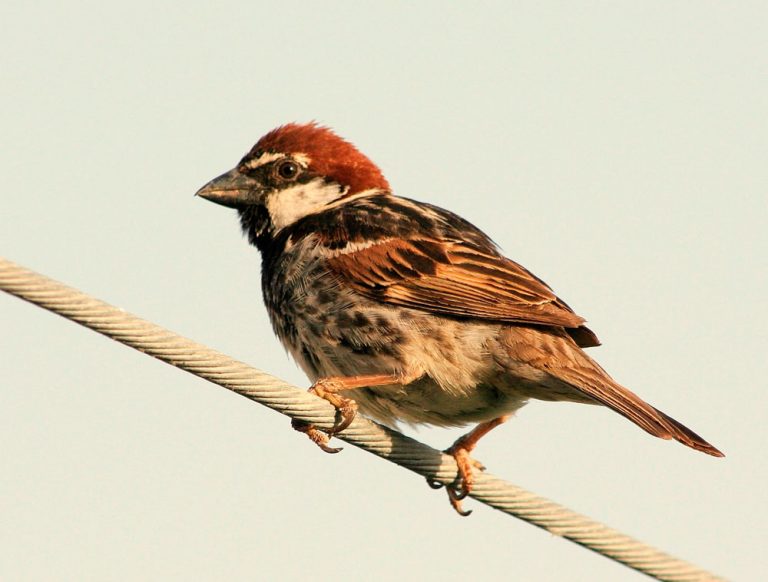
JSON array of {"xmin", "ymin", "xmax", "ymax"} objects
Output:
[{"xmin": 327, "ymin": 236, "xmax": 600, "ymax": 348}]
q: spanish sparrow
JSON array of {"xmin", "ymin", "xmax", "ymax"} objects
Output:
[{"xmin": 196, "ymin": 123, "xmax": 723, "ymax": 514}]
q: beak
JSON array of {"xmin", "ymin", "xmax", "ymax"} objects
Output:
[{"xmin": 195, "ymin": 167, "xmax": 265, "ymax": 208}]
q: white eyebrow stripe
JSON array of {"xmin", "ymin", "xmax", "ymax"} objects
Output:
[
  {"xmin": 242, "ymin": 152, "xmax": 283, "ymax": 169},
  {"xmin": 242, "ymin": 152, "xmax": 313, "ymax": 170},
  {"xmin": 293, "ymin": 153, "xmax": 311, "ymax": 166}
]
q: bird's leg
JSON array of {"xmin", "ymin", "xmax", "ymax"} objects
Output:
[
  {"xmin": 439, "ymin": 415, "xmax": 511, "ymax": 516},
  {"xmin": 292, "ymin": 373, "xmax": 401, "ymax": 454}
]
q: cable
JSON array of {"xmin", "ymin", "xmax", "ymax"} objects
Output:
[{"xmin": 0, "ymin": 257, "xmax": 723, "ymax": 581}]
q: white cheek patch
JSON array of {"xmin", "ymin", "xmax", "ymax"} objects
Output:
[{"xmin": 265, "ymin": 178, "xmax": 347, "ymax": 230}]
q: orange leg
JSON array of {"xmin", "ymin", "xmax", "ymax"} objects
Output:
[
  {"xmin": 292, "ymin": 374, "xmax": 401, "ymax": 454},
  {"xmin": 439, "ymin": 415, "xmax": 511, "ymax": 516}
]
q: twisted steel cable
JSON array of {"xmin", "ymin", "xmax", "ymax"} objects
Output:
[{"xmin": 1, "ymin": 257, "xmax": 723, "ymax": 581}]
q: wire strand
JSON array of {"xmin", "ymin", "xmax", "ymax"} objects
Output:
[{"xmin": 0, "ymin": 256, "xmax": 723, "ymax": 582}]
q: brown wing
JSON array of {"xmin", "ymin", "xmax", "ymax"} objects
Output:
[{"xmin": 326, "ymin": 237, "xmax": 600, "ymax": 347}]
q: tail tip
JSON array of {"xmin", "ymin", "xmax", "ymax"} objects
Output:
[{"xmin": 697, "ymin": 443, "xmax": 725, "ymax": 458}]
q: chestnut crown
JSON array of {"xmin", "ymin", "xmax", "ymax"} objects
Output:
[{"xmin": 244, "ymin": 122, "xmax": 390, "ymax": 195}]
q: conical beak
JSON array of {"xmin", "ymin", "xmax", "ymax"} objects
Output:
[{"xmin": 195, "ymin": 167, "xmax": 265, "ymax": 208}]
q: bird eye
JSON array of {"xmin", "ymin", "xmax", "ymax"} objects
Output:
[{"xmin": 275, "ymin": 159, "xmax": 300, "ymax": 181}]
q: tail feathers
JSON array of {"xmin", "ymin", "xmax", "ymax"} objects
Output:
[
  {"xmin": 573, "ymin": 376, "xmax": 724, "ymax": 457},
  {"xmin": 651, "ymin": 406, "xmax": 724, "ymax": 457}
]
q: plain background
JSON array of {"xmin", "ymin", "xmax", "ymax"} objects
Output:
[{"xmin": 2, "ymin": 2, "xmax": 766, "ymax": 580}]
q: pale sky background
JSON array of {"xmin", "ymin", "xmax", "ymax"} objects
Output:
[{"xmin": 2, "ymin": 2, "xmax": 766, "ymax": 581}]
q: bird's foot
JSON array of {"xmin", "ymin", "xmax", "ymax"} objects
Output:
[
  {"xmin": 427, "ymin": 447, "xmax": 485, "ymax": 516},
  {"xmin": 309, "ymin": 378, "xmax": 359, "ymax": 434},
  {"xmin": 291, "ymin": 378, "xmax": 359, "ymax": 454},
  {"xmin": 444, "ymin": 444, "xmax": 486, "ymax": 516},
  {"xmin": 427, "ymin": 415, "xmax": 508, "ymax": 515}
]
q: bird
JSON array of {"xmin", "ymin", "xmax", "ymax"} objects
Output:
[{"xmin": 196, "ymin": 122, "xmax": 723, "ymax": 515}]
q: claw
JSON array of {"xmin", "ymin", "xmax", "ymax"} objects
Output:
[
  {"xmin": 450, "ymin": 485, "xmax": 469, "ymax": 501},
  {"xmin": 291, "ymin": 419, "xmax": 343, "ymax": 454},
  {"xmin": 425, "ymin": 477, "xmax": 472, "ymax": 515},
  {"xmin": 447, "ymin": 487, "xmax": 473, "ymax": 516}
]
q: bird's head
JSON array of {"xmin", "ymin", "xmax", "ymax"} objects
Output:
[{"xmin": 196, "ymin": 123, "xmax": 390, "ymax": 249}]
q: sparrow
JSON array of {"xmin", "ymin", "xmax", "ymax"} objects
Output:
[{"xmin": 196, "ymin": 122, "xmax": 723, "ymax": 515}]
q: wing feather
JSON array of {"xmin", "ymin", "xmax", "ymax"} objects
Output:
[{"xmin": 327, "ymin": 237, "xmax": 600, "ymax": 347}]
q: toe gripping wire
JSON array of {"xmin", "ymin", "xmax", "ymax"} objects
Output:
[{"xmin": 0, "ymin": 257, "xmax": 723, "ymax": 582}]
